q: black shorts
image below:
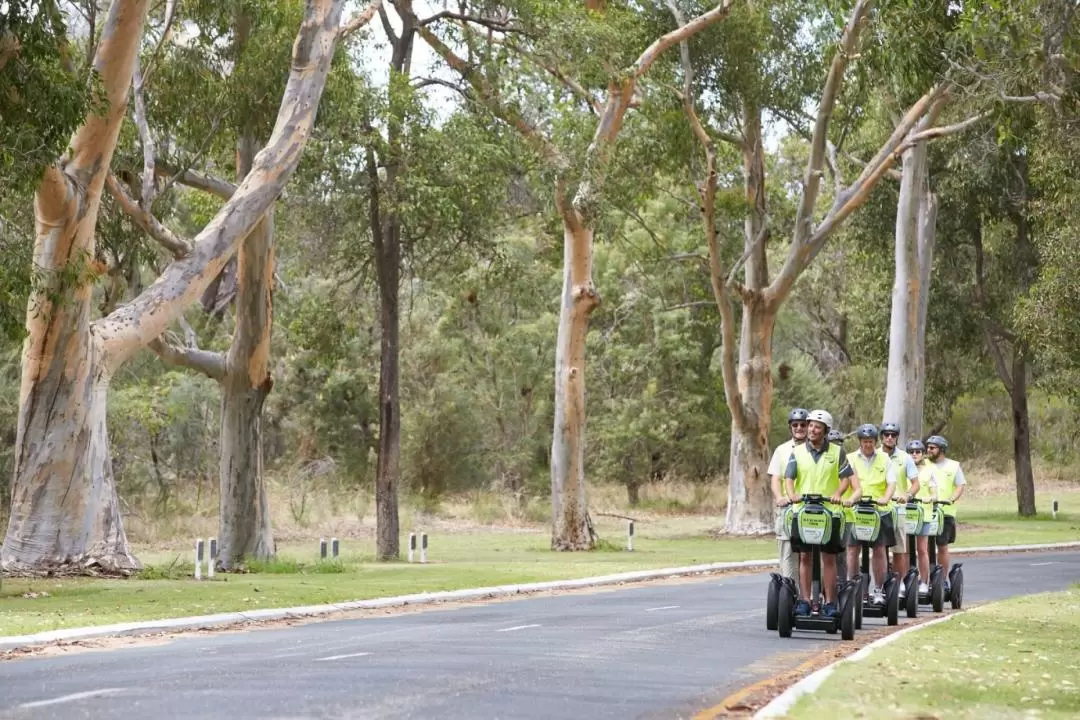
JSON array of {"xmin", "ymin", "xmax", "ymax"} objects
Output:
[
  {"xmin": 846, "ymin": 512, "xmax": 895, "ymax": 549},
  {"xmin": 936, "ymin": 516, "xmax": 957, "ymax": 546},
  {"xmin": 790, "ymin": 515, "xmax": 845, "ymax": 555}
]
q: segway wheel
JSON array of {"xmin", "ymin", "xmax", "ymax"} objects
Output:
[
  {"xmin": 950, "ymin": 569, "xmax": 964, "ymax": 610},
  {"xmin": 778, "ymin": 589, "xmax": 794, "ymax": 638},
  {"xmin": 931, "ymin": 570, "xmax": 945, "ymax": 613},
  {"xmin": 854, "ymin": 576, "xmax": 864, "ymax": 630},
  {"xmin": 841, "ymin": 595, "xmax": 855, "ymax": 641},
  {"xmin": 886, "ymin": 575, "xmax": 900, "ymax": 626},
  {"xmin": 767, "ymin": 578, "xmax": 780, "ymax": 631},
  {"xmin": 905, "ymin": 574, "xmax": 918, "ymax": 619}
]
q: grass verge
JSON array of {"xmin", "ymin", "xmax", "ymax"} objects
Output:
[
  {"xmin": 784, "ymin": 585, "xmax": 1080, "ymax": 719},
  {"xmin": 1, "ymin": 490, "xmax": 1077, "ymax": 638}
]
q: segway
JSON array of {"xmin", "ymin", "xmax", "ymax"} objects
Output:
[
  {"xmin": 912, "ymin": 499, "xmax": 947, "ymax": 612},
  {"xmin": 897, "ymin": 499, "xmax": 920, "ymax": 619},
  {"xmin": 774, "ymin": 495, "xmax": 858, "ymax": 641},
  {"xmin": 936, "ymin": 500, "xmax": 964, "ymax": 609},
  {"xmin": 851, "ymin": 498, "xmax": 901, "ymax": 627}
]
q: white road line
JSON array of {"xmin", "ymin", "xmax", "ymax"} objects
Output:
[
  {"xmin": 495, "ymin": 624, "xmax": 541, "ymax": 632},
  {"xmin": 1031, "ymin": 561, "xmax": 1059, "ymax": 566},
  {"xmin": 315, "ymin": 652, "xmax": 372, "ymax": 662},
  {"xmin": 19, "ymin": 689, "xmax": 127, "ymax": 709},
  {"xmin": 644, "ymin": 605, "xmax": 680, "ymax": 612}
]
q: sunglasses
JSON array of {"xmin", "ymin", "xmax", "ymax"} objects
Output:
[
  {"xmin": 790, "ymin": 422, "xmax": 808, "ymax": 429},
  {"xmin": 882, "ymin": 432, "xmax": 899, "ymax": 438}
]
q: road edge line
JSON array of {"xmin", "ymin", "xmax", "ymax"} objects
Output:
[
  {"xmin": 1, "ymin": 541, "xmax": 1075, "ymax": 652},
  {"xmin": 752, "ymin": 612, "xmax": 963, "ymax": 719}
]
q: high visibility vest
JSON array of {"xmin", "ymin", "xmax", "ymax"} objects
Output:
[
  {"xmin": 934, "ymin": 459, "xmax": 962, "ymax": 517},
  {"xmin": 846, "ymin": 449, "xmax": 890, "ymax": 500},
  {"xmin": 792, "ymin": 443, "xmax": 842, "ymax": 497},
  {"xmin": 886, "ymin": 449, "xmax": 914, "ymax": 494}
]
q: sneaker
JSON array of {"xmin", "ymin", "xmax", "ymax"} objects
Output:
[
  {"xmin": 944, "ymin": 581, "xmax": 951, "ymax": 594},
  {"xmin": 899, "ymin": 583, "xmax": 907, "ymax": 599},
  {"xmin": 794, "ymin": 600, "xmax": 811, "ymax": 616},
  {"xmin": 871, "ymin": 589, "xmax": 886, "ymax": 605},
  {"xmin": 823, "ymin": 602, "xmax": 839, "ymax": 618},
  {"xmin": 918, "ymin": 581, "xmax": 929, "ymax": 594}
]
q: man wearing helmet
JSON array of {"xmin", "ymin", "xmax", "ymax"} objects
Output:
[
  {"xmin": 827, "ymin": 429, "xmax": 845, "ymax": 446},
  {"xmin": 783, "ymin": 409, "xmax": 859, "ymax": 618},
  {"xmin": 768, "ymin": 409, "xmax": 810, "ymax": 589},
  {"xmin": 880, "ymin": 422, "xmax": 920, "ymax": 595},
  {"xmin": 844, "ymin": 423, "xmax": 896, "ymax": 605},
  {"xmin": 925, "ymin": 435, "xmax": 965, "ymax": 591}
]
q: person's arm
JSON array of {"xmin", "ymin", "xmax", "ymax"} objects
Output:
[
  {"xmin": 882, "ymin": 458, "xmax": 896, "ymax": 504},
  {"xmin": 835, "ymin": 454, "xmax": 856, "ymax": 504},
  {"xmin": 768, "ymin": 446, "xmax": 788, "ymax": 506},
  {"xmin": 905, "ymin": 457, "xmax": 919, "ymax": 499},
  {"xmin": 784, "ymin": 454, "xmax": 799, "ymax": 501},
  {"xmin": 950, "ymin": 464, "xmax": 966, "ymax": 503}
]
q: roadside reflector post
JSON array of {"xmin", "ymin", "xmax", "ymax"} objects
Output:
[
  {"xmin": 208, "ymin": 538, "xmax": 217, "ymax": 578},
  {"xmin": 331, "ymin": 537, "xmax": 339, "ymax": 558},
  {"xmin": 408, "ymin": 532, "xmax": 416, "ymax": 563},
  {"xmin": 1052, "ymin": 499, "xmax": 1059, "ymax": 520},
  {"xmin": 627, "ymin": 521, "xmax": 634, "ymax": 552},
  {"xmin": 421, "ymin": 533, "xmax": 428, "ymax": 564},
  {"xmin": 320, "ymin": 538, "xmax": 327, "ymax": 560}
]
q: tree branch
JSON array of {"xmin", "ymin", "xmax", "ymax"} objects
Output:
[
  {"xmin": 378, "ymin": 3, "xmax": 398, "ymax": 45},
  {"xmin": 339, "ymin": 0, "xmax": 383, "ymax": 38},
  {"xmin": 633, "ymin": 0, "xmax": 738, "ymax": 80},
  {"xmin": 154, "ymin": 163, "xmax": 237, "ymax": 200},
  {"xmin": 149, "ymin": 335, "xmax": 226, "ymax": 381},
  {"xmin": 141, "ymin": 0, "xmax": 178, "ymax": 84},
  {"xmin": 132, "ymin": 54, "xmax": 157, "ymax": 211},
  {"xmin": 418, "ymin": 9, "xmax": 526, "ymax": 34},
  {"xmin": 106, "ymin": 172, "xmax": 192, "ymax": 258},
  {"xmin": 907, "ymin": 111, "xmax": 991, "ymax": 143}
]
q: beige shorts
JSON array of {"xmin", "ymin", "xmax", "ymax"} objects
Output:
[{"xmin": 891, "ymin": 517, "xmax": 906, "ymax": 553}]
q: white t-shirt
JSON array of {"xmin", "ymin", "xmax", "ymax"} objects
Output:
[{"xmin": 767, "ymin": 439, "xmax": 797, "ymax": 478}]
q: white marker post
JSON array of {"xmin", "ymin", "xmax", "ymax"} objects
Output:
[
  {"xmin": 408, "ymin": 532, "xmax": 416, "ymax": 563},
  {"xmin": 320, "ymin": 538, "xmax": 327, "ymax": 560},
  {"xmin": 331, "ymin": 537, "xmax": 339, "ymax": 559},
  {"xmin": 1052, "ymin": 500, "xmax": 1059, "ymax": 520},
  {"xmin": 627, "ymin": 521, "xmax": 634, "ymax": 552},
  {"xmin": 208, "ymin": 538, "xmax": 217, "ymax": 579},
  {"xmin": 420, "ymin": 533, "xmax": 428, "ymax": 564},
  {"xmin": 194, "ymin": 538, "xmax": 204, "ymax": 581}
]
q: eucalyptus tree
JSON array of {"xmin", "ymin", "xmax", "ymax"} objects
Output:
[
  {"xmin": 419, "ymin": 0, "xmax": 739, "ymax": 550},
  {"xmin": 103, "ymin": 0, "xmax": 377, "ymax": 569},
  {"xmin": 1, "ymin": 0, "xmax": 356, "ymax": 574}
]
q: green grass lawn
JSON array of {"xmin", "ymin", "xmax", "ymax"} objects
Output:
[
  {"xmin": 785, "ymin": 586, "xmax": 1080, "ymax": 719},
  {"xmin": 1, "ymin": 491, "xmax": 1077, "ymax": 638}
]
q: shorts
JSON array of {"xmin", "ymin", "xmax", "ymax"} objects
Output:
[
  {"xmin": 891, "ymin": 516, "xmax": 906, "ymax": 553},
  {"xmin": 846, "ymin": 512, "xmax": 894, "ymax": 549},
  {"xmin": 936, "ymin": 516, "xmax": 957, "ymax": 546},
  {"xmin": 790, "ymin": 514, "xmax": 845, "ymax": 555}
]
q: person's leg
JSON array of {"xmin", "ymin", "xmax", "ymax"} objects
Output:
[
  {"xmin": 917, "ymin": 536, "xmax": 930, "ymax": 590},
  {"xmin": 799, "ymin": 552, "xmax": 812, "ymax": 602},
  {"xmin": 871, "ymin": 545, "xmax": 887, "ymax": 592},
  {"xmin": 846, "ymin": 544, "xmax": 860, "ymax": 581},
  {"xmin": 938, "ymin": 517, "xmax": 955, "ymax": 575},
  {"xmin": 822, "ymin": 553, "xmax": 837, "ymax": 604}
]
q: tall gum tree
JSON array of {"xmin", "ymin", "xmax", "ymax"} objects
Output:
[
  {"xmin": 673, "ymin": 0, "xmax": 977, "ymax": 531},
  {"xmin": 420, "ymin": 0, "xmax": 737, "ymax": 549},
  {"xmin": 1, "ymin": 0, "xmax": 349, "ymax": 575}
]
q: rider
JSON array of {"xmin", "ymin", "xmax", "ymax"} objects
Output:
[
  {"xmin": 784, "ymin": 409, "xmax": 859, "ymax": 618},
  {"xmin": 769, "ymin": 408, "xmax": 809, "ymax": 590},
  {"xmin": 827, "ymin": 429, "xmax": 844, "ymax": 446},
  {"xmin": 908, "ymin": 439, "xmax": 938, "ymax": 594},
  {"xmin": 880, "ymin": 422, "xmax": 920, "ymax": 597},
  {"xmin": 844, "ymin": 424, "xmax": 896, "ymax": 604},
  {"xmin": 925, "ymin": 435, "xmax": 965, "ymax": 592}
]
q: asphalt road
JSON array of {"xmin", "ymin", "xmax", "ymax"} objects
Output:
[{"xmin": 1, "ymin": 551, "xmax": 1077, "ymax": 720}]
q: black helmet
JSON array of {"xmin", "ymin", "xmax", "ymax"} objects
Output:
[
  {"xmin": 788, "ymin": 408, "xmax": 809, "ymax": 424},
  {"xmin": 880, "ymin": 422, "xmax": 900, "ymax": 436},
  {"xmin": 906, "ymin": 439, "xmax": 925, "ymax": 454},
  {"xmin": 925, "ymin": 434, "xmax": 949, "ymax": 451},
  {"xmin": 856, "ymin": 423, "xmax": 879, "ymax": 440},
  {"xmin": 827, "ymin": 429, "xmax": 844, "ymax": 445}
]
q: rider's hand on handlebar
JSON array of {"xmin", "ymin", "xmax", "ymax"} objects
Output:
[
  {"xmin": 830, "ymin": 491, "xmax": 843, "ymax": 504},
  {"xmin": 775, "ymin": 497, "xmax": 791, "ymax": 508}
]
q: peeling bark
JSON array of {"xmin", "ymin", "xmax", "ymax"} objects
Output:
[
  {"xmin": 550, "ymin": 219, "xmax": 600, "ymax": 550},
  {"xmin": 3, "ymin": 0, "xmax": 348, "ymax": 574}
]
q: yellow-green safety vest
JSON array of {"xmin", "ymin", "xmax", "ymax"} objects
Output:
[
  {"xmin": 914, "ymin": 460, "xmax": 937, "ymax": 501},
  {"xmin": 886, "ymin": 449, "xmax": 914, "ymax": 495},
  {"xmin": 845, "ymin": 449, "xmax": 890, "ymax": 500},
  {"xmin": 933, "ymin": 459, "xmax": 961, "ymax": 517},
  {"xmin": 792, "ymin": 442, "xmax": 843, "ymax": 497}
]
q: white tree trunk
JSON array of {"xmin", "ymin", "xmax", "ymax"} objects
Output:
[
  {"xmin": 724, "ymin": 299, "xmax": 775, "ymax": 534},
  {"xmin": 3, "ymin": 0, "xmax": 347, "ymax": 574},
  {"xmin": 550, "ymin": 220, "xmax": 599, "ymax": 550},
  {"xmin": 882, "ymin": 138, "xmax": 936, "ymax": 438}
]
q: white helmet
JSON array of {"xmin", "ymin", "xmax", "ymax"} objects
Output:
[{"xmin": 807, "ymin": 409, "xmax": 833, "ymax": 429}]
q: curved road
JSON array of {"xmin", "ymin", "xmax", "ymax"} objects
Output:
[{"xmin": 1, "ymin": 551, "xmax": 1077, "ymax": 719}]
